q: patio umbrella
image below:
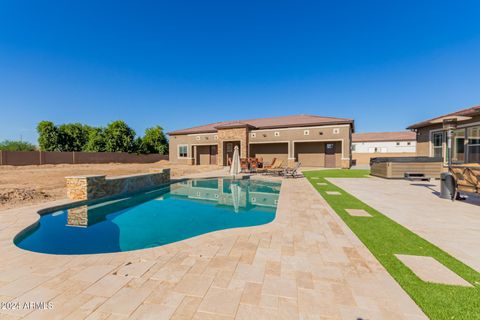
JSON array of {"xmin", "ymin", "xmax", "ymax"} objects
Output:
[
  {"xmin": 230, "ymin": 145, "xmax": 241, "ymax": 176},
  {"xmin": 230, "ymin": 182, "xmax": 242, "ymax": 213}
]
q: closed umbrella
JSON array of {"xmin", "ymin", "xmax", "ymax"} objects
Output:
[
  {"xmin": 230, "ymin": 182, "xmax": 242, "ymax": 213},
  {"xmin": 230, "ymin": 145, "xmax": 241, "ymax": 176}
]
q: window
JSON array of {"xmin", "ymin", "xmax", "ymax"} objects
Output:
[
  {"xmin": 451, "ymin": 129, "xmax": 465, "ymax": 164},
  {"xmin": 396, "ymin": 142, "xmax": 400, "ymax": 146},
  {"xmin": 407, "ymin": 142, "xmax": 411, "ymax": 146},
  {"xmin": 274, "ymin": 131, "xmax": 280, "ymax": 137},
  {"xmin": 303, "ymin": 130, "xmax": 310, "ymax": 136},
  {"xmin": 196, "ymin": 136, "xmax": 201, "ymax": 141},
  {"xmin": 178, "ymin": 145, "xmax": 188, "ymax": 158},
  {"xmin": 333, "ymin": 128, "xmax": 340, "ymax": 134},
  {"xmin": 250, "ymin": 132, "xmax": 256, "ymax": 138},
  {"xmin": 467, "ymin": 126, "xmax": 480, "ymax": 163},
  {"xmin": 432, "ymin": 132, "xmax": 443, "ymax": 159}
]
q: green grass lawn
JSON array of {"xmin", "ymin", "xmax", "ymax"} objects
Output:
[{"xmin": 304, "ymin": 169, "xmax": 480, "ymax": 320}]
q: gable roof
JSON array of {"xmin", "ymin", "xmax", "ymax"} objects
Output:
[
  {"xmin": 407, "ymin": 105, "xmax": 480, "ymax": 130},
  {"xmin": 353, "ymin": 131, "xmax": 416, "ymax": 143},
  {"xmin": 168, "ymin": 114, "xmax": 354, "ymax": 135}
]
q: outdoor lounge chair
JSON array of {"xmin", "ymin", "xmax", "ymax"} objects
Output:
[
  {"xmin": 263, "ymin": 160, "xmax": 285, "ymax": 175},
  {"xmin": 281, "ymin": 162, "xmax": 302, "ymax": 178},
  {"xmin": 450, "ymin": 165, "xmax": 480, "ymax": 195},
  {"xmin": 256, "ymin": 158, "xmax": 277, "ymax": 173}
]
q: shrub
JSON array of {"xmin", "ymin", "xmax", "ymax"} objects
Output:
[{"xmin": 0, "ymin": 140, "xmax": 37, "ymax": 151}]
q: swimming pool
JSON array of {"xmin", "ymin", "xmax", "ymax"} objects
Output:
[{"xmin": 14, "ymin": 178, "xmax": 281, "ymax": 255}]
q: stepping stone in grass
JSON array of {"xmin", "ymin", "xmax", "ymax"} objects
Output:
[
  {"xmin": 395, "ymin": 254, "xmax": 472, "ymax": 287},
  {"xmin": 316, "ymin": 182, "xmax": 327, "ymax": 186},
  {"xmin": 326, "ymin": 191, "xmax": 341, "ymax": 196},
  {"xmin": 311, "ymin": 177, "xmax": 319, "ymax": 180},
  {"xmin": 345, "ymin": 209, "xmax": 372, "ymax": 217}
]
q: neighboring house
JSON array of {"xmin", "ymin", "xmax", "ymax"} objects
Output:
[
  {"xmin": 168, "ymin": 114, "xmax": 354, "ymax": 168},
  {"xmin": 407, "ymin": 105, "xmax": 480, "ymax": 165},
  {"xmin": 352, "ymin": 131, "xmax": 416, "ymax": 166}
]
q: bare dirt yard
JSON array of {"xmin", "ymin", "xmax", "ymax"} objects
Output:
[{"xmin": 0, "ymin": 161, "xmax": 222, "ymax": 211}]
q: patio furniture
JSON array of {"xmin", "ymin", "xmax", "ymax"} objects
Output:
[
  {"xmin": 257, "ymin": 157, "xmax": 264, "ymax": 168},
  {"xmin": 250, "ymin": 158, "xmax": 259, "ymax": 173},
  {"xmin": 263, "ymin": 160, "xmax": 285, "ymax": 175},
  {"xmin": 449, "ymin": 165, "xmax": 480, "ymax": 199},
  {"xmin": 240, "ymin": 158, "xmax": 249, "ymax": 172},
  {"xmin": 256, "ymin": 158, "xmax": 278, "ymax": 173},
  {"xmin": 282, "ymin": 162, "xmax": 302, "ymax": 178}
]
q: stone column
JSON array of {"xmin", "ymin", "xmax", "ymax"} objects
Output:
[{"xmin": 65, "ymin": 175, "xmax": 106, "ymax": 200}]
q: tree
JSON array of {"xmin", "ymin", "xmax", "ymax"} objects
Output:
[
  {"xmin": 84, "ymin": 127, "xmax": 106, "ymax": 152},
  {"xmin": 0, "ymin": 140, "xmax": 36, "ymax": 151},
  {"xmin": 37, "ymin": 121, "xmax": 59, "ymax": 151},
  {"xmin": 104, "ymin": 120, "xmax": 136, "ymax": 152},
  {"xmin": 140, "ymin": 126, "xmax": 169, "ymax": 154},
  {"xmin": 57, "ymin": 123, "xmax": 89, "ymax": 151}
]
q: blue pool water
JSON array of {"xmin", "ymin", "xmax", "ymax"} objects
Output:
[{"xmin": 14, "ymin": 178, "xmax": 280, "ymax": 255}]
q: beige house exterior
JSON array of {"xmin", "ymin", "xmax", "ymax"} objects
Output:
[
  {"xmin": 407, "ymin": 105, "xmax": 480, "ymax": 164},
  {"xmin": 168, "ymin": 115, "xmax": 354, "ymax": 168}
]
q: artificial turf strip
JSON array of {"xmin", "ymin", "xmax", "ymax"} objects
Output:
[{"xmin": 304, "ymin": 169, "xmax": 480, "ymax": 320}]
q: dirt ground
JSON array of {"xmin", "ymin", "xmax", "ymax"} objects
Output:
[{"xmin": 0, "ymin": 161, "xmax": 222, "ymax": 211}]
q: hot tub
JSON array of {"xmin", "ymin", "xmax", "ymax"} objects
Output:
[{"xmin": 370, "ymin": 157, "xmax": 444, "ymax": 179}]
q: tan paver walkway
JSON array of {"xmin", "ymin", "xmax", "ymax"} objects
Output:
[
  {"xmin": 0, "ymin": 177, "xmax": 425, "ymax": 319},
  {"xmin": 395, "ymin": 255, "xmax": 472, "ymax": 287},
  {"xmin": 330, "ymin": 177, "xmax": 480, "ymax": 272}
]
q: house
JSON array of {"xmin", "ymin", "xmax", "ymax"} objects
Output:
[
  {"xmin": 352, "ymin": 131, "xmax": 416, "ymax": 166},
  {"xmin": 168, "ymin": 114, "xmax": 354, "ymax": 168},
  {"xmin": 407, "ymin": 105, "xmax": 480, "ymax": 164}
]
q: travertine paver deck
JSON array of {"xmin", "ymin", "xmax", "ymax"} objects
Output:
[
  {"xmin": 0, "ymin": 176, "xmax": 426, "ymax": 319},
  {"xmin": 330, "ymin": 177, "xmax": 480, "ymax": 272},
  {"xmin": 345, "ymin": 209, "xmax": 372, "ymax": 217},
  {"xmin": 395, "ymin": 255, "xmax": 472, "ymax": 287}
]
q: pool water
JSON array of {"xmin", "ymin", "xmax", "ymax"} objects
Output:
[{"xmin": 14, "ymin": 178, "xmax": 281, "ymax": 255}]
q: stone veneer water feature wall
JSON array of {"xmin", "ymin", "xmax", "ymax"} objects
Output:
[{"xmin": 65, "ymin": 168, "xmax": 171, "ymax": 201}]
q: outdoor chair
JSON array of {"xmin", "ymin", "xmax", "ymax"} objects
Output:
[
  {"xmin": 256, "ymin": 158, "xmax": 277, "ymax": 173},
  {"xmin": 240, "ymin": 158, "xmax": 249, "ymax": 172},
  {"xmin": 263, "ymin": 160, "xmax": 285, "ymax": 175},
  {"xmin": 250, "ymin": 158, "xmax": 259, "ymax": 173},
  {"xmin": 449, "ymin": 165, "xmax": 480, "ymax": 199},
  {"xmin": 282, "ymin": 162, "xmax": 302, "ymax": 178}
]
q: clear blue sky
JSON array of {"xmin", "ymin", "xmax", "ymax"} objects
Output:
[{"xmin": 1, "ymin": 1, "xmax": 479, "ymax": 143}]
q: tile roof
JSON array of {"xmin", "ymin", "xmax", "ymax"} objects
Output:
[
  {"xmin": 407, "ymin": 105, "xmax": 480, "ymax": 129},
  {"xmin": 352, "ymin": 131, "xmax": 416, "ymax": 142},
  {"xmin": 168, "ymin": 114, "xmax": 354, "ymax": 135}
]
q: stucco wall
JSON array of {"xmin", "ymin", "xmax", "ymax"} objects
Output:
[
  {"xmin": 352, "ymin": 152, "xmax": 417, "ymax": 166},
  {"xmin": 250, "ymin": 143, "xmax": 288, "ymax": 164},
  {"xmin": 168, "ymin": 123, "xmax": 353, "ymax": 167},
  {"xmin": 414, "ymin": 115, "xmax": 480, "ymax": 157},
  {"xmin": 353, "ymin": 141, "xmax": 416, "ymax": 153},
  {"xmin": 249, "ymin": 124, "xmax": 351, "ymax": 161}
]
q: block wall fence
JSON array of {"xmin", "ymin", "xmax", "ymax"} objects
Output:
[{"xmin": 0, "ymin": 151, "xmax": 168, "ymax": 166}]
